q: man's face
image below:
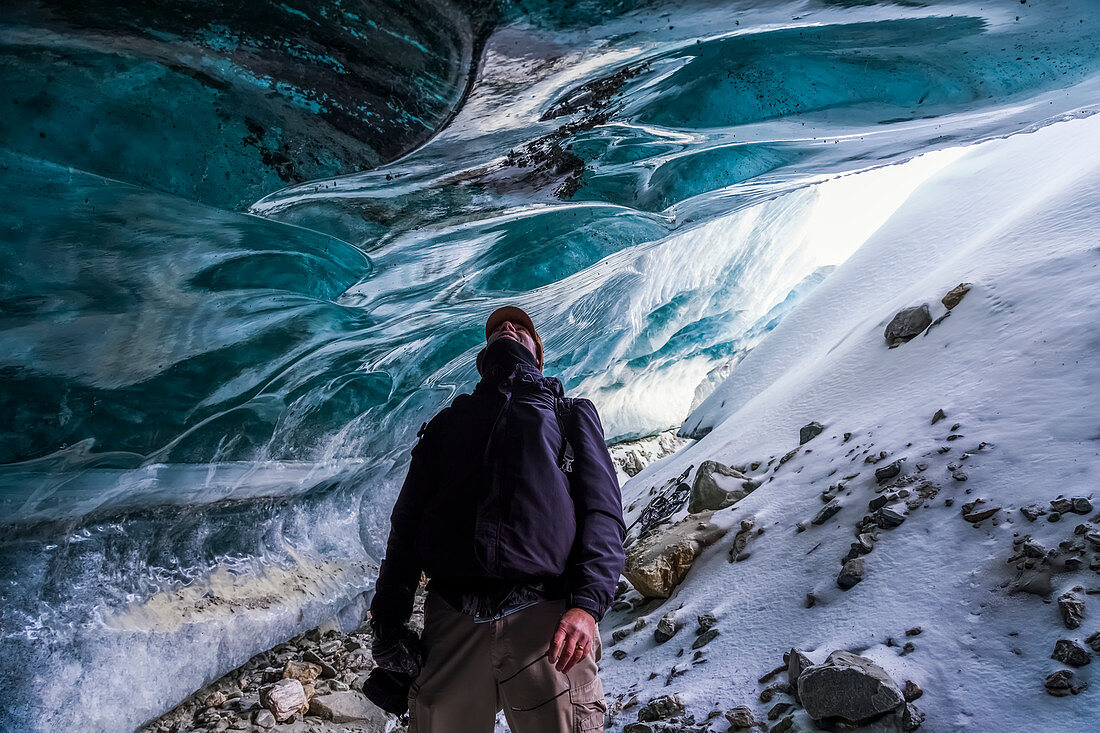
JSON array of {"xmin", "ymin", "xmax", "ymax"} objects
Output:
[{"xmin": 487, "ymin": 319, "xmax": 538, "ymax": 360}]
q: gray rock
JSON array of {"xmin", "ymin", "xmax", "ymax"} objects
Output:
[
  {"xmin": 654, "ymin": 614, "xmax": 678, "ymax": 644},
  {"xmin": 689, "ymin": 460, "xmax": 751, "ymax": 513},
  {"xmin": 638, "ymin": 694, "xmax": 684, "ymax": 722},
  {"xmin": 770, "ymin": 715, "xmax": 794, "ymax": 733},
  {"xmin": 812, "ymin": 499, "xmax": 842, "ymax": 526},
  {"xmin": 1059, "ymin": 591, "xmax": 1085, "ymax": 629},
  {"xmin": 901, "ymin": 702, "xmax": 925, "ymax": 731},
  {"xmin": 692, "ymin": 628, "xmax": 719, "ymax": 649},
  {"xmin": 787, "ymin": 649, "xmax": 814, "ymax": 702},
  {"xmin": 797, "ymin": 650, "xmax": 905, "ymax": 725},
  {"xmin": 1073, "ymin": 498, "xmax": 1093, "ymax": 514},
  {"xmin": 873, "ymin": 507, "xmax": 906, "ymax": 530},
  {"xmin": 1051, "ymin": 640, "xmax": 1091, "ymax": 667},
  {"xmin": 308, "ymin": 691, "xmax": 385, "ymax": 724},
  {"xmin": 941, "ymin": 283, "xmax": 971, "ymax": 310},
  {"xmin": 800, "ymin": 421, "xmax": 825, "ymax": 445},
  {"xmin": 1086, "ymin": 631, "xmax": 1100, "ymax": 653},
  {"xmin": 1020, "ymin": 504, "xmax": 1046, "ymax": 521},
  {"xmin": 1045, "ymin": 669, "xmax": 1088, "ymax": 696},
  {"xmin": 254, "ymin": 709, "xmax": 276, "ymax": 729},
  {"xmin": 623, "ymin": 724, "xmax": 656, "ymax": 733},
  {"xmin": 931, "ymin": 409, "xmax": 947, "ymax": 425},
  {"xmin": 874, "ymin": 460, "xmax": 902, "ymax": 482},
  {"xmin": 961, "ymin": 499, "xmax": 1000, "ymax": 523},
  {"xmin": 837, "ymin": 558, "xmax": 865, "ymax": 590},
  {"xmin": 697, "ymin": 613, "xmax": 717, "ymax": 633},
  {"xmin": 902, "ymin": 680, "xmax": 923, "ymax": 702},
  {"xmin": 884, "ymin": 304, "xmax": 932, "ymax": 348}
]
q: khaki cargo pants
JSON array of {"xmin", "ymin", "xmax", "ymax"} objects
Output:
[{"xmin": 408, "ymin": 591, "xmax": 607, "ymax": 732}]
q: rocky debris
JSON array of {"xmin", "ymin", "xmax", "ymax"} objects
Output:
[
  {"xmin": 260, "ymin": 679, "xmax": 306, "ymax": 722},
  {"xmin": 281, "ymin": 660, "xmax": 321, "ymax": 685},
  {"xmin": 697, "ymin": 613, "xmax": 717, "ymax": 633},
  {"xmin": 254, "ymin": 709, "xmax": 276, "ymax": 728},
  {"xmin": 901, "ymin": 702, "xmax": 926, "ymax": 731},
  {"xmin": 769, "ymin": 715, "xmax": 794, "ymax": 732},
  {"xmin": 795, "ymin": 651, "xmax": 908, "ymax": 727},
  {"xmin": 655, "ymin": 613, "xmax": 679, "ymax": 644},
  {"xmin": 1051, "ymin": 640, "xmax": 1091, "ymax": 667},
  {"xmin": 624, "ymin": 511, "xmax": 729, "ymax": 598},
  {"xmin": 1058, "ymin": 590, "xmax": 1085, "ymax": 629},
  {"xmin": 931, "ymin": 409, "xmax": 947, "ymax": 425},
  {"xmin": 941, "ymin": 283, "xmax": 971, "ymax": 309},
  {"xmin": 961, "ymin": 499, "xmax": 1000, "ymax": 524},
  {"xmin": 800, "ymin": 421, "xmax": 825, "ymax": 445},
  {"xmin": 1045, "ymin": 669, "xmax": 1088, "ymax": 696},
  {"xmin": 884, "ymin": 304, "xmax": 932, "ymax": 347},
  {"xmin": 811, "ymin": 499, "xmax": 842, "ymax": 526},
  {"xmin": 204, "ymin": 691, "xmax": 228, "ymax": 709},
  {"xmin": 637, "ymin": 694, "xmax": 685, "ymax": 722},
  {"xmin": 902, "ymin": 680, "xmax": 923, "ymax": 702},
  {"xmin": 724, "ymin": 705, "xmax": 758, "ymax": 730},
  {"xmin": 689, "ymin": 460, "xmax": 754, "ymax": 513},
  {"xmin": 837, "ymin": 557, "xmax": 865, "ymax": 590},
  {"xmin": 728, "ymin": 518, "xmax": 757, "ymax": 563},
  {"xmin": 786, "ymin": 649, "xmax": 814, "ymax": 703},
  {"xmin": 1086, "ymin": 631, "xmax": 1100, "ymax": 652},
  {"xmin": 1020, "ymin": 504, "xmax": 1047, "ymax": 521},
  {"xmin": 874, "ymin": 460, "xmax": 903, "ymax": 482}
]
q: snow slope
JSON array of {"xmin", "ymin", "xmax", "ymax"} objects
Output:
[{"xmin": 602, "ymin": 112, "xmax": 1100, "ymax": 731}]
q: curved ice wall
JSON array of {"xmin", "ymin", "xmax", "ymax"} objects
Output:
[{"xmin": 2, "ymin": 0, "xmax": 1099, "ymax": 729}]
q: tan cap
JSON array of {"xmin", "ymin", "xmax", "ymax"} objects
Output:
[{"xmin": 485, "ymin": 305, "xmax": 543, "ymax": 370}]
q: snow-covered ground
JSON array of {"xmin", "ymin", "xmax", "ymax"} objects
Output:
[{"xmin": 597, "ymin": 112, "xmax": 1100, "ymax": 731}]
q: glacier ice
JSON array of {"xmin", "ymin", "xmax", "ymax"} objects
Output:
[{"xmin": 2, "ymin": 0, "xmax": 1099, "ymax": 730}]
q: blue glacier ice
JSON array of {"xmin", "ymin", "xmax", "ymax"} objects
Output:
[{"xmin": 2, "ymin": 0, "xmax": 1099, "ymax": 729}]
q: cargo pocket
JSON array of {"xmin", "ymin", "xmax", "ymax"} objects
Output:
[{"xmin": 568, "ymin": 674, "xmax": 607, "ymax": 732}]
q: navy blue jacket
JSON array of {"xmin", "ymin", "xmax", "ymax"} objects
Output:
[{"xmin": 369, "ymin": 338, "xmax": 626, "ymax": 634}]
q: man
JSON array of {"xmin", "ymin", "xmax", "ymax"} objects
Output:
[{"xmin": 367, "ymin": 305, "xmax": 626, "ymax": 732}]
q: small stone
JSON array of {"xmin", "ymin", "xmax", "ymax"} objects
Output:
[
  {"xmin": 302, "ymin": 650, "xmax": 338, "ymax": 679},
  {"xmin": 901, "ymin": 702, "xmax": 925, "ymax": 731},
  {"xmin": 770, "ymin": 715, "xmax": 794, "ymax": 733},
  {"xmin": 951, "ymin": 469, "xmax": 968, "ymax": 481},
  {"xmin": 941, "ymin": 283, "xmax": 971, "ymax": 309},
  {"xmin": 1048, "ymin": 512, "xmax": 1063, "ymax": 523},
  {"xmin": 838, "ymin": 557, "xmax": 865, "ymax": 590},
  {"xmin": 931, "ymin": 409, "xmax": 947, "ymax": 425},
  {"xmin": 875, "ymin": 460, "xmax": 902, "ymax": 482},
  {"xmin": 624, "ymin": 724, "xmax": 655, "ymax": 733},
  {"xmin": 906, "ymin": 627, "xmax": 922, "ymax": 637},
  {"xmin": 874, "ymin": 507, "xmax": 906, "ymax": 529},
  {"xmin": 283, "ymin": 660, "xmax": 322, "ymax": 685},
  {"xmin": 1072, "ymin": 498, "xmax": 1094, "ymax": 514},
  {"xmin": 1052, "ymin": 640, "xmax": 1091, "ymax": 667},
  {"xmin": 205, "ymin": 691, "xmax": 228, "ymax": 708},
  {"xmin": 261, "ymin": 679, "xmax": 307, "ymax": 722},
  {"xmin": 254, "ymin": 709, "xmax": 276, "ymax": 729},
  {"xmin": 805, "ymin": 592, "xmax": 817, "ymax": 608},
  {"xmin": 654, "ymin": 614, "xmax": 678, "ymax": 644},
  {"xmin": 697, "ymin": 613, "xmax": 717, "ymax": 633},
  {"xmin": 961, "ymin": 499, "xmax": 1000, "ymax": 523},
  {"xmin": 612, "ymin": 628, "xmax": 632, "ymax": 644},
  {"xmin": 1085, "ymin": 632, "xmax": 1100, "ymax": 652},
  {"xmin": 1045, "ymin": 669, "xmax": 1088, "ymax": 696},
  {"xmin": 812, "ymin": 499, "xmax": 842, "ymax": 525},
  {"xmin": 902, "ymin": 679, "xmax": 923, "ymax": 701},
  {"xmin": 725, "ymin": 706, "xmax": 757, "ymax": 729},
  {"xmin": 637, "ymin": 694, "xmax": 684, "ymax": 722},
  {"xmin": 800, "ymin": 421, "xmax": 825, "ymax": 445},
  {"xmin": 767, "ymin": 702, "xmax": 793, "ymax": 721},
  {"xmin": 612, "ymin": 649, "xmax": 628, "ymax": 660},
  {"xmin": 692, "ymin": 628, "xmax": 719, "ymax": 649},
  {"xmin": 1059, "ymin": 591, "xmax": 1086, "ymax": 629},
  {"xmin": 1051, "ymin": 498, "xmax": 1074, "ymax": 513}
]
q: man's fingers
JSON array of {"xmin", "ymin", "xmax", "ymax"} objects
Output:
[
  {"xmin": 547, "ymin": 625, "xmax": 569, "ymax": 663},
  {"xmin": 557, "ymin": 640, "xmax": 586, "ymax": 674}
]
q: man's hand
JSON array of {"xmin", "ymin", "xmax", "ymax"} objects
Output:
[
  {"xmin": 371, "ymin": 625, "xmax": 424, "ymax": 678},
  {"xmin": 547, "ymin": 607, "xmax": 597, "ymax": 674}
]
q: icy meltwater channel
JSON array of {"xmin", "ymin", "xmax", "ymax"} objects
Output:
[{"xmin": 2, "ymin": 0, "xmax": 1099, "ymax": 729}]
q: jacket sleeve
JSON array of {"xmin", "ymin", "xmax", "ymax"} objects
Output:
[
  {"xmin": 563, "ymin": 398, "xmax": 626, "ymax": 623},
  {"xmin": 368, "ymin": 415, "xmax": 441, "ymax": 637}
]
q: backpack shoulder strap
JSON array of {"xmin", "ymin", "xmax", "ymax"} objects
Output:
[{"xmin": 554, "ymin": 396, "xmax": 576, "ymax": 473}]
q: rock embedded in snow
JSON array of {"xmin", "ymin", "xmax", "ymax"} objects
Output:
[
  {"xmin": 1045, "ymin": 669, "xmax": 1088, "ymax": 697},
  {"xmin": 624, "ymin": 511, "xmax": 728, "ymax": 598},
  {"xmin": 837, "ymin": 557, "xmax": 865, "ymax": 590},
  {"xmin": 799, "ymin": 421, "xmax": 825, "ymax": 445},
  {"xmin": 941, "ymin": 283, "xmax": 972, "ymax": 310},
  {"xmin": 874, "ymin": 460, "xmax": 902, "ymax": 482},
  {"xmin": 1058, "ymin": 591, "xmax": 1085, "ymax": 629},
  {"xmin": 1051, "ymin": 640, "xmax": 1091, "ymax": 667},
  {"xmin": 960, "ymin": 499, "xmax": 1000, "ymax": 523},
  {"xmin": 902, "ymin": 679, "xmax": 923, "ymax": 701},
  {"xmin": 260, "ymin": 678, "xmax": 306, "ymax": 722},
  {"xmin": 884, "ymin": 304, "xmax": 932, "ymax": 348},
  {"xmin": 931, "ymin": 409, "xmax": 947, "ymax": 425},
  {"xmin": 724, "ymin": 705, "xmax": 757, "ymax": 730},
  {"xmin": 654, "ymin": 613, "xmax": 678, "ymax": 643},
  {"xmin": 637, "ymin": 694, "xmax": 685, "ymax": 722},
  {"xmin": 796, "ymin": 651, "xmax": 906, "ymax": 726},
  {"xmin": 689, "ymin": 460, "xmax": 752, "ymax": 513},
  {"xmin": 811, "ymin": 499, "xmax": 841, "ymax": 525},
  {"xmin": 692, "ymin": 628, "xmax": 719, "ymax": 649}
]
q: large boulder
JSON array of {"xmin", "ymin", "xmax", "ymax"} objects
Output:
[
  {"xmin": 796, "ymin": 651, "xmax": 905, "ymax": 725},
  {"xmin": 884, "ymin": 304, "xmax": 932, "ymax": 347},
  {"xmin": 688, "ymin": 460, "xmax": 752, "ymax": 513},
  {"xmin": 624, "ymin": 511, "xmax": 728, "ymax": 598}
]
